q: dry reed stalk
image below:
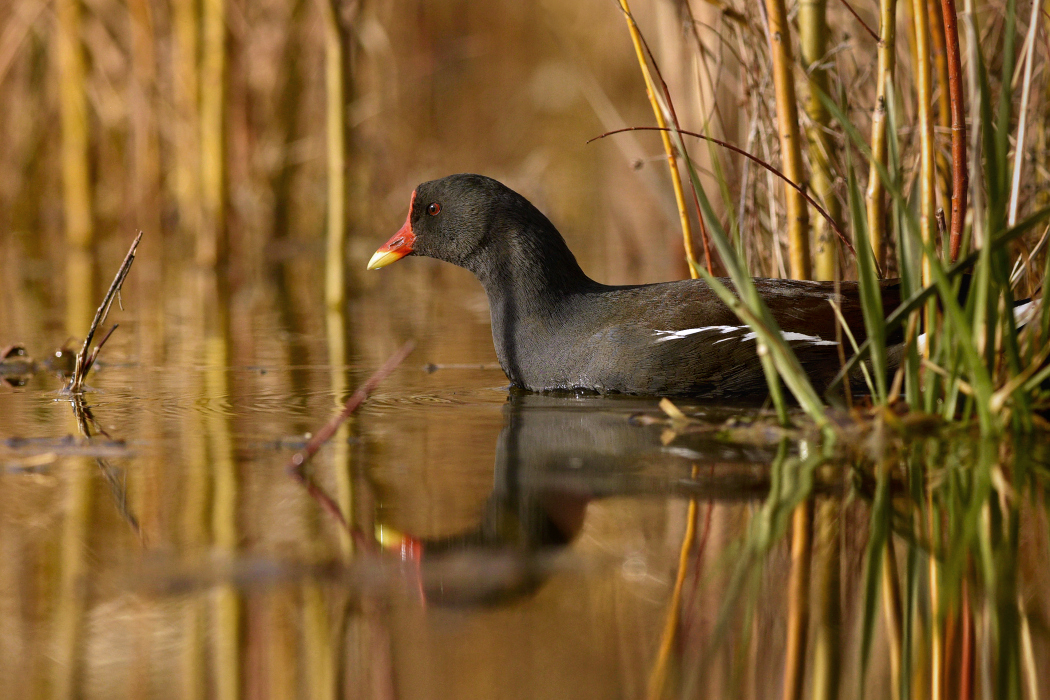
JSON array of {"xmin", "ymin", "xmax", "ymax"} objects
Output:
[
  {"xmin": 799, "ymin": 0, "xmax": 840, "ymax": 281},
  {"xmin": 303, "ymin": 583, "xmax": 337, "ymax": 700},
  {"xmin": 867, "ymin": 0, "xmax": 898, "ymax": 271},
  {"xmin": 912, "ymin": 0, "xmax": 937, "ymax": 292},
  {"xmin": 810, "ymin": 496, "xmax": 841, "ymax": 700},
  {"xmin": 327, "ymin": 314, "xmax": 354, "ymax": 556},
  {"xmin": 1043, "ymin": 0, "xmax": 1050, "ymax": 210},
  {"xmin": 764, "ymin": 0, "xmax": 811, "ymax": 281},
  {"xmin": 199, "ymin": 269, "xmax": 239, "ymax": 700},
  {"xmin": 617, "ymin": 0, "xmax": 705, "ymax": 278},
  {"xmin": 940, "ymin": 0, "xmax": 967, "ymax": 261},
  {"xmin": 172, "ymin": 0, "xmax": 200, "ymax": 235},
  {"xmin": 126, "ymin": 0, "xmax": 163, "ymax": 372},
  {"xmin": 127, "ymin": 0, "xmax": 160, "ymax": 218},
  {"xmin": 881, "ymin": 534, "xmax": 904, "ymax": 700},
  {"xmin": 49, "ymin": 449, "xmax": 93, "ymax": 699},
  {"xmin": 764, "ymin": 6, "xmax": 816, "ymax": 687},
  {"xmin": 55, "ymin": 0, "xmax": 90, "ymax": 250},
  {"xmin": 961, "ymin": 0, "xmax": 984, "ymax": 251},
  {"xmin": 647, "ymin": 462, "xmax": 700, "ymax": 700},
  {"xmin": 960, "ymin": 577, "xmax": 972, "ymax": 700},
  {"xmin": 199, "ymin": 0, "xmax": 226, "ymax": 266},
  {"xmin": 928, "ymin": 501, "xmax": 944, "ymax": 700},
  {"xmin": 56, "ymin": 0, "xmax": 93, "ymax": 337},
  {"xmin": 322, "ymin": 0, "xmax": 353, "ymax": 308},
  {"xmin": 928, "ymin": 0, "xmax": 952, "ymax": 208},
  {"xmin": 268, "ymin": 0, "xmax": 307, "ymax": 245},
  {"xmin": 782, "ymin": 500, "xmax": 813, "ymax": 700},
  {"xmin": 1006, "ymin": 0, "xmax": 1043, "ymax": 227},
  {"xmin": 1020, "ymin": 595, "xmax": 1038, "ymax": 700}
]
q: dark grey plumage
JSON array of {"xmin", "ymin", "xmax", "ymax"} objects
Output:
[{"xmin": 396, "ymin": 174, "xmax": 901, "ymax": 398}]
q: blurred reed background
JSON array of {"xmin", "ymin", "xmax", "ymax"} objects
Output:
[
  {"xmin": 2, "ymin": 0, "xmax": 1047, "ymax": 303},
  {"xmin": 0, "ymin": 0, "xmax": 705, "ymax": 335}
]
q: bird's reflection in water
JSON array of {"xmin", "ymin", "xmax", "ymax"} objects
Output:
[{"xmin": 386, "ymin": 392, "xmax": 796, "ymax": 607}]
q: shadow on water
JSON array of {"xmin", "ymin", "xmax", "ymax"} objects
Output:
[{"xmin": 396, "ymin": 393, "xmax": 798, "ymax": 607}]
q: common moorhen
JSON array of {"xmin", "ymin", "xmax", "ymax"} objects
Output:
[{"xmin": 368, "ymin": 174, "xmax": 902, "ymax": 398}]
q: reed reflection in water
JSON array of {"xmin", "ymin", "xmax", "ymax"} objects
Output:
[{"xmin": 4, "ymin": 302, "xmax": 1048, "ymax": 699}]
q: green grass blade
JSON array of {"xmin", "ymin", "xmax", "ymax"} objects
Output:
[
  {"xmin": 858, "ymin": 460, "xmax": 892, "ymax": 692},
  {"xmin": 824, "ymin": 206, "xmax": 1050, "ymax": 395},
  {"xmin": 846, "ymin": 146, "xmax": 888, "ymax": 400},
  {"xmin": 664, "ymin": 124, "xmax": 831, "ymax": 428}
]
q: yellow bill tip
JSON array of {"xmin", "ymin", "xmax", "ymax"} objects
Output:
[{"xmin": 367, "ymin": 249, "xmax": 405, "ymax": 270}]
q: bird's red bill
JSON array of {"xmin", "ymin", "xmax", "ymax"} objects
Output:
[{"xmin": 367, "ymin": 191, "xmax": 416, "ymax": 270}]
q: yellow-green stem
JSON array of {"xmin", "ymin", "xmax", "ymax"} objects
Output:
[
  {"xmin": 929, "ymin": 0, "xmax": 952, "ymax": 214},
  {"xmin": 882, "ymin": 531, "xmax": 904, "ymax": 700},
  {"xmin": 172, "ymin": 0, "xmax": 200, "ymax": 236},
  {"xmin": 199, "ymin": 0, "xmax": 226, "ymax": 266},
  {"xmin": 911, "ymin": 0, "xmax": 936, "ymax": 265},
  {"xmin": 765, "ymin": 0, "xmax": 812, "ymax": 280},
  {"xmin": 323, "ymin": 0, "xmax": 347, "ymax": 308},
  {"xmin": 810, "ymin": 495, "xmax": 841, "ymax": 700},
  {"xmin": 618, "ymin": 0, "xmax": 701, "ymax": 278},
  {"xmin": 56, "ymin": 0, "xmax": 93, "ymax": 336},
  {"xmin": 799, "ymin": 0, "xmax": 839, "ymax": 281},
  {"xmin": 783, "ymin": 500, "xmax": 813, "ymax": 700},
  {"xmin": 647, "ymin": 465, "xmax": 699, "ymax": 700},
  {"xmin": 928, "ymin": 496, "xmax": 944, "ymax": 700},
  {"xmin": 867, "ymin": 0, "xmax": 897, "ymax": 271},
  {"xmin": 912, "ymin": 0, "xmax": 937, "ymax": 353}
]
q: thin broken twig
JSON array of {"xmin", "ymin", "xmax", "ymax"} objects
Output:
[
  {"xmin": 287, "ymin": 341, "xmax": 415, "ymax": 529},
  {"xmin": 68, "ymin": 231, "xmax": 143, "ymax": 393}
]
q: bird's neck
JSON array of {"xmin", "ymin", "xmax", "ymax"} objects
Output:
[
  {"xmin": 469, "ymin": 224, "xmax": 596, "ymax": 316},
  {"xmin": 468, "ymin": 224, "xmax": 598, "ymax": 385}
]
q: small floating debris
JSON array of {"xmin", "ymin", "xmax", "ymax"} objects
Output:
[
  {"xmin": 0, "ymin": 344, "xmax": 77, "ymax": 385},
  {"xmin": 423, "ymin": 362, "xmax": 502, "ymax": 373},
  {"xmin": 3, "ymin": 434, "xmax": 130, "ymax": 458}
]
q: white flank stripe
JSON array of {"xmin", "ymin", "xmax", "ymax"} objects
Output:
[
  {"xmin": 782, "ymin": 331, "xmax": 839, "ymax": 346},
  {"xmin": 653, "ymin": 325, "xmax": 743, "ymax": 342},
  {"xmin": 914, "ymin": 302, "xmax": 1034, "ymax": 355},
  {"xmin": 654, "ymin": 326, "xmax": 837, "ymax": 346},
  {"xmin": 1014, "ymin": 300, "xmax": 1038, "ymax": 326}
]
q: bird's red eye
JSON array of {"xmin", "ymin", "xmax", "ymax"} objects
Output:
[{"xmin": 426, "ymin": 202, "xmax": 441, "ymax": 216}]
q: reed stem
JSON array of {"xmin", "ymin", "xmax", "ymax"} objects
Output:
[
  {"xmin": 882, "ymin": 535, "xmax": 904, "ymax": 700},
  {"xmin": 172, "ymin": 0, "xmax": 200, "ymax": 235},
  {"xmin": 621, "ymin": 0, "xmax": 713, "ymax": 279},
  {"xmin": 323, "ymin": 0, "xmax": 349, "ymax": 308},
  {"xmin": 618, "ymin": 0, "xmax": 704, "ymax": 277},
  {"xmin": 799, "ymin": 0, "xmax": 840, "ymax": 281},
  {"xmin": 199, "ymin": 0, "xmax": 226, "ymax": 266},
  {"xmin": 810, "ymin": 495, "xmax": 841, "ymax": 700},
  {"xmin": 940, "ymin": 0, "xmax": 967, "ymax": 260},
  {"xmin": 782, "ymin": 500, "xmax": 813, "ymax": 700},
  {"xmin": 1006, "ymin": 0, "xmax": 1042, "ymax": 228},
  {"xmin": 764, "ymin": 0, "xmax": 812, "ymax": 281},
  {"xmin": 911, "ymin": 0, "xmax": 937, "ymax": 354},
  {"xmin": 929, "ymin": 0, "xmax": 952, "ymax": 210},
  {"xmin": 56, "ymin": 0, "xmax": 93, "ymax": 336},
  {"xmin": 647, "ymin": 464, "xmax": 700, "ymax": 700},
  {"xmin": 866, "ymin": 0, "xmax": 898, "ymax": 271}
]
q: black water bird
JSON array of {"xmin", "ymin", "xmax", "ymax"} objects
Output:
[{"xmin": 368, "ymin": 174, "xmax": 904, "ymax": 398}]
